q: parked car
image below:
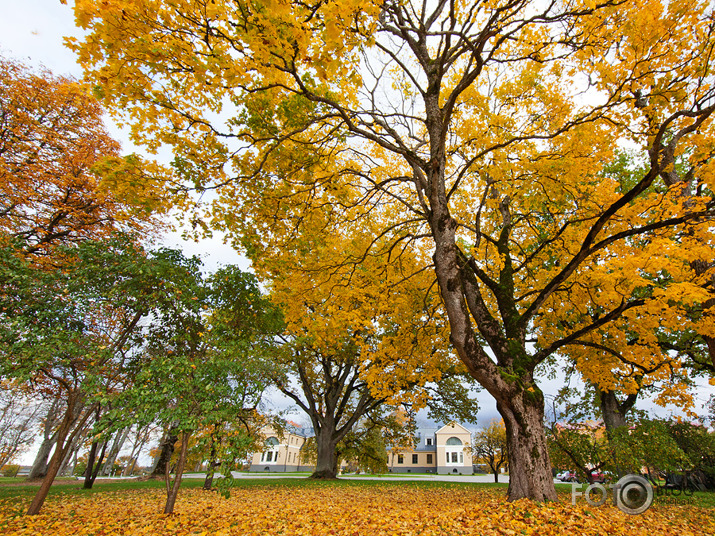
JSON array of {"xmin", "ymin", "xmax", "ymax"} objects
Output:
[
  {"xmin": 557, "ymin": 470, "xmax": 578, "ymax": 482},
  {"xmin": 589, "ymin": 471, "xmax": 607, "ymax": 484}
]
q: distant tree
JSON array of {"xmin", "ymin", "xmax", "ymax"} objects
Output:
[
  {"xmin": 0, "ymin": 56, "xmax": 167, "ymax": 258},
  {"xmin": 473, "ymin": 420, "xmax": 508, "ymax": 483},
  {"xmin": 547, "ymin": 421, "xmax": 610, "ymax": 484},
  {"xmin": 0, "ymin": 383, "xmax": 42, "ymax": 467},
  {"xmin": 665, "ymin": 420, "xmax": 715, "ymax": 488}
]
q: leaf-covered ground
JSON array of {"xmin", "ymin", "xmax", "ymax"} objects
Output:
[{"xmin": 0, "ymin": 481, "xmax": 713, "ymax": 535}]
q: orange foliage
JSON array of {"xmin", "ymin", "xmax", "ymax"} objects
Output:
[
  {"xmin": 0, "ymin": 57, "xmax": 166, "ymax": 258},
  {"xmin": 0, "ymin": 484, "xmax": 712, "ymax": 535}
]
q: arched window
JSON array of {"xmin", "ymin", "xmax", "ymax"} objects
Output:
[
  {"xmin": 445, "ymin": 437, "xmax": 464, "ymax": 465},
  {"xmin": 261, "ymin": 436, "xmax": 281, "ymax": 463}
]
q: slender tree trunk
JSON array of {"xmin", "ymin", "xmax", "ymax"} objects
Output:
[
  {"xmin": 203, "ymin": 439, "xmax": 219, "ymax": 490},
  {"xmin": 203, "ymin": 461, "xmax": 221, "ymax": 490},
  {"xmin": 58, "ymin": 429, "xmax": 84, "ymax": 476},
  {"xmin": 83, "ymin": 439, "xmax": 108, "ymax": 489},
  {"xmin": 28, "ymin": 399, "xmax": 63, "ymax": 480},
  {"xmin": 163, "ymin": 432, "xmax": 190, "ymax": 515},
  {"xmin": 497, "ymin": 392, "xmax": 557, "ymax": 502},
  {"xmin": 101, "ymin": 427, "xmax": 129, "ymax": 476},
  {"xmin": 123, "ymin": 425, "xmax": 152, "ymax": 476},
  {"xmin": 27, "ymin": 395, "xmax": 94, "ymax": 515},
  {"xmin": 310, "ymin": 427, "xmax": 339, "ymax": 479}
]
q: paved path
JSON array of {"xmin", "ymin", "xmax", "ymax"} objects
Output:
[{"xmin": 199, "ymin": 472, "xmax": 515, "ymax": 484}]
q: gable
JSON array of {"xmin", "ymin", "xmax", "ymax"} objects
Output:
[{"xmin": 435, "ymin": 422, "xmax": 472, "ymax": 436}]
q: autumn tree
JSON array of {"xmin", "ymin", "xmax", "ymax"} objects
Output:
[
  {"xmin": 73, "ymin": 0, "xmax": 715, "ymax": 501},
  {"xmin": 0, "ymin": 56, "xmax": 170, "ymax": 258},
  {"xmin": 0, "ymin": 382, "xmax": 43, "ymax": 468},
  {"xmin": 106, "ymin": 260, "xmax": 279, "ymax": 513},
  {"xmin": 0, "ymin": 237, "xmax": 186, "ymax": 515},
  {"xmin": 267, "ymin": 219, "xmax": 479, "ymax": 479},
  {"xmin": 473, "ymin": 420, "xmax": 508, "ymax": 483}
]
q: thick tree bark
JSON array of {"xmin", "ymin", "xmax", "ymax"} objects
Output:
[
  {"xmin": 497, "ymin": 393, "xmax": 557, "ymax": 502},
  {"xmin": 163, "ymin": 432, "xmax": 190, "ymax": 515},
  {"xmin": 149, "ymin": 427, "xmax": 178, "ymax": 478},
  {"xmin": 310, "ymin": 427, "xmax": 339, "ymax": 479},
  {"xmin": 599, "ymin": 389, "xmax": 636, "ymax": 434},
  {"xmin": 28, "ymin": 436, "xmax": 54, "ymax": 480}
]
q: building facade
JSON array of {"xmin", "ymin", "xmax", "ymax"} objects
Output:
[
  {"xmin": 387, "ymin": 422, "xmax": 473, "ymax": 475},
  {"xmin": 250, "ymin": 421, "xmax": 474, "ymax": 474},
  {"xmin": 249, "ymin": 424, "xmax": 314, "ymax": 472}
]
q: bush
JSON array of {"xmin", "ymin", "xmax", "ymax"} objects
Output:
[{"xmin": 1, "ymin": 464, "xmax": 20, "ymax": 477}]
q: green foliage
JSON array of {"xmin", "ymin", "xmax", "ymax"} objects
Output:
[
  {"xmin": 548, "ymin": 417, "xmax": 693, "ymax": 481},
  {"xmin": 609, "ymin": 419, "xmax": 690, "ymax": 476},
  {"xmin": 666, "ymin": 421, "xmax": 715, "ymax": 480}
]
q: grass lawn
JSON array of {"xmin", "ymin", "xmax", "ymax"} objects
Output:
[{"xmin": 1, "ymin": 477, "xmax": 712, "ymax": 535}]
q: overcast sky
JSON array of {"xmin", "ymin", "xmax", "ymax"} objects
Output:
[{"xmin": 1, "ymin": 1, "xmax": 712, "ymax": 450}]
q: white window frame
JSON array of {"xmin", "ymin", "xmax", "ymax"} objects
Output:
[
  {"xmin": 445, "ymin": 437, "xmax": 464, "ymax": 466},
  {"xmin": 262, "ymin": 437, "xmax": 281, "ymax": 465}
]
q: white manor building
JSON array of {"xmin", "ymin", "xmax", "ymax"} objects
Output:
[{"xmin": 250, "ymin": 422, "xmax": 473, "ymax": 475}]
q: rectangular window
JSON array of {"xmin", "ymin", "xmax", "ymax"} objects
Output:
[
  {"xmin": 266, "ymin": 451, "xmax": 273, "ymax": 462},
  {"xmin": 412, "ymin": 454, "xmax": 418, "ymax": 464},
  {"xmin": 398, "ymin": 454, "xmax": 404, "ymax": 464},
  {"xmin": 451, "ymin": 452, "xmax": 458, "ymax": 463},
  {"xmin": 426, "ymin": 438, "xmax": 432, "ymax": 446},
  {"xmin": 426, "ymin": 454, "xmax": 433, "ymax": 464}
]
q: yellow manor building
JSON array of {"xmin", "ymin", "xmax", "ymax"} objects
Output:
[{"xmin": 249, "ymin": 422, "xmax": 473, "ymax": 475}]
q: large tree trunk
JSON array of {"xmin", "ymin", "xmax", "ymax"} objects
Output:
[
  {"xmin": 28, "ymin": 436, "xmax": 54, "ymax": 480},
  {"xmin": 149, "ymin": 427, "xmax": 178, "ymax": 478},
  {"xmin": 497, "ymin": 392, "xmax": 557, "ymax": 502},
  {"xmin": 163, "ymin": 432, "xmax": 190, "ymax": 515},
  {"xmin": 599, "ymin": 388, "xmax": 637, "ymax": 435},
  {"xmin": 28, "ymin": 399, "xmax": 63, "ymax": 480},
  {"xmin": 310, "ymin": 427, "xmax": 339, "ymax": 479}
]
